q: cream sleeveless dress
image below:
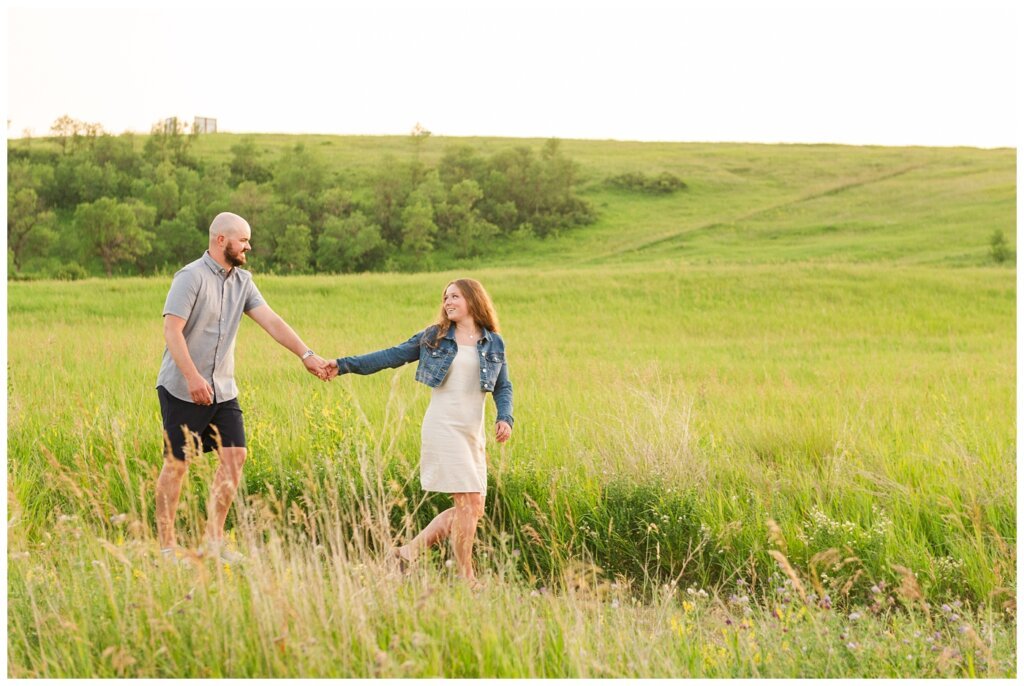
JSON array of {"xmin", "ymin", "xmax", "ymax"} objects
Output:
[{"xmin": 420, "ymin": 344, "xmax": 488, "ymax": 494}]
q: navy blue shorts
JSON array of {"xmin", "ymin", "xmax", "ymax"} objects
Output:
[{"xmin": 157, "ymin": 386, "xmax": 247, "ymax": 461}]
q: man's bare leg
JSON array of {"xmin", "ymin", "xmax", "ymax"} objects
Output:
[
  {"xmin": 204, "ymin": 446, "xmax": 247, "ymax": 545},
  {"xmin": 155, "ymin": 454, "xmax": 188, "ymax": 550}
]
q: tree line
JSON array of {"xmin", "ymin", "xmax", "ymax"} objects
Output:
[{"xmin": 8, "ymin": 118, "xmax": 596, "ymax": 278}]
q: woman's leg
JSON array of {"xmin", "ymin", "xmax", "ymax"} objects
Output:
[
  {"xmin": 399, "ymin": 506, "xmax": 456, "ymax": 560},
  {"xmin": 450, "ymin": 492, "xmax": 485, "ymax": 580}
]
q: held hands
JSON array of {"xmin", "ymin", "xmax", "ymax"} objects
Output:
[
  {"xmin": 495, "ymin": 420, "xmax": 512, "ymax": 443},
  {"xmin": 302, "ymin": 355, "xmax": 340, "ymax": 381}
]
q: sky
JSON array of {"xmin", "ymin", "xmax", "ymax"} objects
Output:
[{"xmin": 3, "ymin": 0, "xmax": 1019, "ymax": 147}]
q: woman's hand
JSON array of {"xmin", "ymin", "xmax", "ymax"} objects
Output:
[{"xmin": 495, "ymin": 421, "xmax": 512, "ymax": 443}]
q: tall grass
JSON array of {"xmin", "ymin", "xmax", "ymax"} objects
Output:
[{"xmin": 7, "ymin": 262, "xmax": 1015, "ymax": 676}]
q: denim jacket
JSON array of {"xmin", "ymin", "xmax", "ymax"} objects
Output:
[{"xmin": 335, "ymin": 325, "xmax": 514, "ymax": 427}]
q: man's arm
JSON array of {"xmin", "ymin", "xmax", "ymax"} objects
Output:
[
  {"xmin": 245, "ymin": 304, "xmax": 331, "ymax": 380},
  {"xmin": 164, "ymin": 314, "xmax": 214, "ymax": 405}
]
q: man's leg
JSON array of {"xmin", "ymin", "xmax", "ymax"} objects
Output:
[
  {"xmin": 155, "ymin": 453, "xmax": 188, "ymax": 550},
  {"xmin": 204, "ymin": 446, "xmax": 247, "ymax": 544}
]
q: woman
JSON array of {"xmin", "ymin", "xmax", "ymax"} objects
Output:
[{"xmin": 327, "ymin": 278, "xmax": 513, "ymax": 583}]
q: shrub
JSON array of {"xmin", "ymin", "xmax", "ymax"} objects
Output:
[
  {"xmin": 990, "ymin": 229, "xmax": 1011, "ymax": 264},
  {"xmin": 607, "ymin": 171, "xmax": 687, "ymax": 194},
  {"xmin": 51, "ymin": 262, "xmax": 89, "ymax": 281}
]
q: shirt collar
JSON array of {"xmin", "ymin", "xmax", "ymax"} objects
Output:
[
  {"xmin": 444, "ymin": 324, "xmax": 492, "ymax": 342},
  {"xmin": 202, "ymin": 251, "xmax": 230, "ymax": 278}
]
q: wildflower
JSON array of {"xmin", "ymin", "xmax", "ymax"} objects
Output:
[
  {"xmin": 846, "ymin": 642, "xmax": 857, "ymax": 650},
  {"xmin": 848, "ymin": 612, "xmax": 862, "ymax": 621},
  {"xmin": 682, "ymin": 601, "xmax": 695, "ymax": 612},
  {"xmin": 611, "ymin": 599, "xmax": 620, "ymax": 609},
  {"xmin": 820, "ymin": 594, "xmax": 832, "ymax": 610},
  {"xmin": 444, "ymin": 559, "xmax": 454, "ymax": 569},
  {"xmin": 941, "ymin": 604, "xmax": 952, "ymax": 614},
  {"xmin": 110, "ymin": 514, "xmax": 128, "ymax": 525},
  {"xmin": 697, "ymin": 589, "xmax": 709, "ymax": 599},
  {"xmin": 870, "ymin": 585, "xmax": 881, "ymax": 594}
]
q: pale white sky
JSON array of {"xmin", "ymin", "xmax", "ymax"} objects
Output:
[{"xmin": 4, "ymin": 0, "xmax": 1019, "ymax": 147}]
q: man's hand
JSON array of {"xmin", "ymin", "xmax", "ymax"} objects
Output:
[
  {"xmin": 303, "ymin": 354, "xmax": 333, "ymax": 381},
  {"xmin": 187, "ymin": 373, "xmax": 214, "ymax": 405},
  {"xmin": 495, "ymin": 421, "xmax": 512, "ymax": 443}
]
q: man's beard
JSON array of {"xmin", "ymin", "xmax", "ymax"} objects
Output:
[{"xmin": 225, "ymin": 244, "xmax": 247, "ymax": 267}]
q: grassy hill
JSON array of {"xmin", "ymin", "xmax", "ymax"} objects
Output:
[
  {"xmin": 6, "ymin": 134, "xmax": 1017, "ymax": 677},
  {"xmin": 178, "ymin": 133, "xmax": 1015, "ymax": 268}
]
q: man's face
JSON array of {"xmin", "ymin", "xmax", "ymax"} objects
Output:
[{"xmin": 224, "ymin": 229, "xmax": 252, "ymax": 267}]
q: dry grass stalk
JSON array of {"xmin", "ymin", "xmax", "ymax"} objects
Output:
[
  {"xmin": 767, "ymin": 549, "xmax": 808, "ymax": 604},
  {"xmin": 765, "ymin": 519, "xmax": 787, "ymax": 553},
  {"xmin": 891, "ymin": 564, "xmax": 929, "ymax": 620},
  {"xmin": 808, "ymin": 548, "xmax": 841, "ymax": 598}
]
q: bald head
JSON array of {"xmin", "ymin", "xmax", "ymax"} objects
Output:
[{"xmin": 209, "ymin": 212, "xmax": 251, "ymax": 243}]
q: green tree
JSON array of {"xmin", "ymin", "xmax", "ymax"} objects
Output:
[
  {"xmin": 371, "ymin": 157, "xmax": 414, "ymax": 245},
  {"xmin": 990, "ymin": 229, "xmax": 1011, "ymax": 264},
  {"xmin": 141, "ymin": 207, "xmax": 205, "ymax": 272},
  {"xmin": 442, "ymin": 179, "xmax": 497, "ymax": 257},
  {"xmin": 255, "ymin": 202, "xmax": 309, "ymax": 269},
  {"xmin": 274, "ymin": 143, "xmax": 328, "ymax": 213},
  {"xmin": 400, "ymin": 191, "xmax": 437, "ymax": 257},
  {"xmin": 147, "ymin": 176, "xmax": 179, "ymax": 222},
  {"xmin": 75, "ymin": 197, "xmax": 155, "ymax": 275},
  {"xmin": 229, "ymin": 181, "xmax": 273, "ymax": 231},
  {"xmin": 229, "ymin": 136, "xmax": 272, "ymax": 186},
  {"xmin": 316, "ymin": 211, "xmax": 387, "ymax": 273},
  {"xmin": 7, "ymin": 188, "xmax": 56, "ymax": 272},
  {"xmin": 49, "ymin": 115, "xmax": 81, "ymax": 155},
  {"xmin": 274, "ymin": 223, "xmax": 313, "ymax": 274}
]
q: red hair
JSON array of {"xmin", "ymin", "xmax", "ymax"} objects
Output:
[{"xmin": 427, "ymin": 278, "xmax": 500, "ymax": 347}]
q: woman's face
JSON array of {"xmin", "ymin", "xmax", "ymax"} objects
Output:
[{"xmin": 443, "ymin": 284, "xmax": 471, "ymax": 324}]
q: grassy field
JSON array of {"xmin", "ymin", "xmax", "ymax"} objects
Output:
[{"xmin": 6, "ymin": 136, "xmax": 1017, "ymax": 676}]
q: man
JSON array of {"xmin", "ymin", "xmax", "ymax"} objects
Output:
[{"xmin": 155, "ymin": 211, "xmax": 330, "ymax": 564}]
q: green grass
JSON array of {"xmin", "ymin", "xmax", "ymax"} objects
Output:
[{"xmin": 6, "ymin": 135, "xmax": 1016, "ymax": 676}]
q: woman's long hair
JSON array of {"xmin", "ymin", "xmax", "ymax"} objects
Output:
[{"xmin": 427, "ymin": 278, "xmax": 501, "ymax": 347}]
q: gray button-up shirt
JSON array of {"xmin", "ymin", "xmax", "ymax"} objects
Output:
[{"xmin": 156, "ymin": 252, "xmax": 265, "ymax": 403}]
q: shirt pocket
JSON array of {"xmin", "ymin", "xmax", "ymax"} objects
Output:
[{"xmin": 483, "ymin": 351, "xmax": 504, "ymax": 385}]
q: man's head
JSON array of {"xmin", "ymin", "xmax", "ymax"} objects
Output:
[{"xmin": 209, "ymin": 212, "xmax": 252, "ymax": 268}]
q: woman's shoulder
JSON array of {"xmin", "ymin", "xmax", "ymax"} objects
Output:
[
  {"xmin": 486, "ymin": 330, "xmax": 507, "ymax": 348},
  {"xmin": 411, "ymin": 325, "xmax": 440, "ymax": 347}
]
